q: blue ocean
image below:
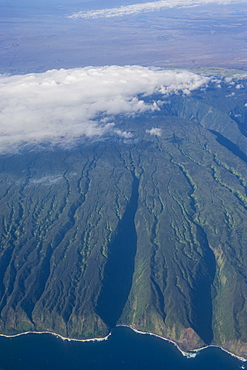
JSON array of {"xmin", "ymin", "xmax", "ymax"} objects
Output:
[{"xmin": 0, "ymin": 326, "xmax": 245, "ymax": 370}]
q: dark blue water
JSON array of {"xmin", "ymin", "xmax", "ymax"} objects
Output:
[{"xmin": 0, "ymin": 326, "xmax": 245, "ymax": 370}]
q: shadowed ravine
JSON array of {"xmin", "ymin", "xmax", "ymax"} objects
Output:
[
  {"xmin": 96, "ymin": 174, "xmax": 139, "ymax": 328},
  {"xmin": 189, "ymin": 224, "xmax": 216, "ymax": 345},
  {"xmin": 209, "ymin": 130, "xmax": 247, "ymax": 164}
]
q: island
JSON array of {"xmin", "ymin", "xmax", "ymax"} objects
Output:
[{"xmin": 0, "ymin": 71, "xmax": 247, "ymax": 360}]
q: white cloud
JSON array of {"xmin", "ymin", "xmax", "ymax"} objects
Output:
[
  {"xmin": 69, "ymin": 0, "xmax": 243, "ymax": 19},
  {"xmin": 236, "ymin": 84, "xmax": 244, "ymax": 89},
  {"xmin": 114, "ymin": 129, "xmax": 134, "ymax": 138},
  {"xmin": 146, "ymin": 127, "xmax": 162, "ymax": 136},
  {"xmin": 226, "ymin": 92, "xmax": 236, "ymax": 97},
  {"xmin": 0, "ymin": 66, "xmax": 209, "ymax": 154}
]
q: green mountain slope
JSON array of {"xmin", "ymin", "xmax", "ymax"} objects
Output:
[{"xmin": 0, "ymin": 85, "xmax": 247, "ymax": 358}]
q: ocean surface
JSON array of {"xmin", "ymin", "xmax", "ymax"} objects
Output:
[{"xmin": 0, "ymin": 326, "xmax": 245, "ymax": 370}]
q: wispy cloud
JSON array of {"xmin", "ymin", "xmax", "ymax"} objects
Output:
[
  {"xmin": 30, "ymin": 175, "xmax": 64, "ymax": 185},
  {"xmin": 0, "ymin": 66, "xmax": 209, "ymax": 154},
  {"xmin": 69, "ymin": 0, "xmax": 242, "ymax": 19}
]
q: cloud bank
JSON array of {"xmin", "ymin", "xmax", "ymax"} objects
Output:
[
  {"xmin": 69, "ymin": 0, "xmax": 242, "ymax": 19},
  {"xmin": 0, "ymin": 66, "xmax": 209, "ymax": 154}
]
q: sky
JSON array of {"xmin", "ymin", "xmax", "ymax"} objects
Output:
[{"xmin": 0, "ymin": 0, "xmax": 246, "ymax": 154}]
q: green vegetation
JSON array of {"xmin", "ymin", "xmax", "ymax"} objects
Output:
[{"xmin": 0, "ymin": 82, "xmax": 247, "ymax": 357}]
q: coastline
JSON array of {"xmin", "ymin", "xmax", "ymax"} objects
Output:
[
  {"xmin": 117, "ymin": 324, "xmax": 198, "ymax": 359},
  {"xmin": 118, "ymin": 325, "xmax": 247, "ymax": 363},
  {"xmin": 0, "ymin": 325, "xmax": 246, "ymax": 364},
  {"xmin": 0, "ymin": 329, "xmax": 111, "ymax": 343}
]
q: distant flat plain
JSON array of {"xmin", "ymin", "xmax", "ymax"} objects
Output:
[{"xmin": 0, "ymin": 3, "xmax": 246, "ymax": 74}]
